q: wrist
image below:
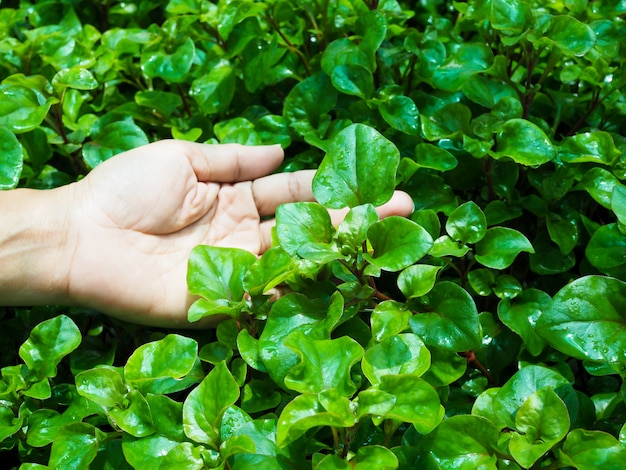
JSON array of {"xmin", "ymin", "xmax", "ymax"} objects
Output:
[{"xmin": 0, "ymin": 185, "xmax": 74, "ymax": 307}]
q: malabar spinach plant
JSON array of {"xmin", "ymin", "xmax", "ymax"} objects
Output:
[{"xmin": 1, "ymin": 0, "xmax": 626, "ymax": 468}]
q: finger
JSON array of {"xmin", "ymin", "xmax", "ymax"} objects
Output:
[
  {"xmin": 327, "ymin": 191, "xmax": 415, "ymax": 225},
  {"xmin": 180, "ymin": 141, "xmax": 285, "ymax": 182},
  {"xmin": 251, "ymin": 169, "xmax": 316, "ymax": 216}
]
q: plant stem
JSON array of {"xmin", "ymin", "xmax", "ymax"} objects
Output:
[{"xmin": 461, "ymin": 350, "xmax": 495, "ymax": 385}]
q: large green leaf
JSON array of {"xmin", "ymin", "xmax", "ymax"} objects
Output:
[
  {"xmin": 362, "ymin": 333, "xmax": 430, "ymax": 385},
  {"xmin": 19, "ymin": 315, "xmax": 81, "ymax": 380},
  {"xmin": 560, "ymin": 429, "xmax": 626, "ymax": 469},
  {"xmin": 312, "ymin": 123, "xmax": 400, "ymax": 209},
  {"xmin": 124, "ymin": 334, "xmax": 199, "ymax": 395},
  {"xmin": 0, "ymin": 127, "xmax": 23, "ymax": 189},
  {"xmin": 0, "ymin": 84, "xmax": 55, "ymax": 133},
  {"xmin": 494, "ymin": 119, "xmax": 556, "ymax": 166},
  {"xmin": 475, "ymin": 227, "xmax": 534, "ymax": 269},
  {"xmin": 537, "ymin": 276, "xmax": 626, "ymax": 364},
  {"xmin": 187, "ymin": 245, "xmax": 257, "ymax": 321},
  {"xmin": 183, "ymin": 361, "xmax": 240, "ymax": 447},
  {"xmin": 409, "ymin": 281, "xmax": 482, "ymax": 352},
  {"xmin": 509, "ymin": 387, "xmax": 570, "ymax": 468},
  {"xmin": 365, "ymin": 217, "xmax": 434, "ymax": 272}
]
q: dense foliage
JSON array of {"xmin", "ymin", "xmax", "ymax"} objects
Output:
[{"xmin": 1, "ymin": 0, "xmax": 626, "ymax": 468}]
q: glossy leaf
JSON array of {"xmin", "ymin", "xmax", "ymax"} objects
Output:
[
  {"xmin": 537, "ymin": 276, "xmax": 626, "ymax": 364},
  {"xmin": 51, "ymin": 67, "xmax": 98, "ymax": 90},
  {"xmin": 187, "ymin": 245, "xmax": 257, "ymax": 321},
  {"xmin": 509, "ymin": 387, "xmax": 570, "ymax": 468},
  {"xmin": 82, "ymin": 120, "xmax": 149, "ymax": 168},
  {"xmin": 362, "ymin": 333, "xmax": 430, "ymax": 385},
  {"xmin": 585, "ymin": 224, "xmax": 626, "ymax": 278},
  {"xmin": 414, "ymin": 143, "xmax": 458, "ymax": 171},
  {"xmin": 19, "ymin": 315, "xmax": 81, "ymax": 380},
  {"xmin": 559, "ymin": 131, "xmax": 621, "ymax": 165},
  {"xmin": 190, "ymin": 59, "xmax": 236, "ymax": 115},
  {"xmin": 370, "ymin": 300, "xmax": 411, "ymax": 342},
  {"xmin": 0, "ymin": 127, "xmax": 23, "ymax": 189},
  {"xmin": 48, "ymin": 423, "xmax": 103, "ymax": 469},
  {"xmin": 561, "ymin": 429, "xmax": 626, "ymax": 469},
  {"xmin": 475, "ymin": 227, "xmax": 534, "ymax": 269},
  {"xmin": 312, "ymin": 123, "xmax": 400, "ymax": 209},
  {"xmin": 315, "ymin": 445, "xmax": 398, "ymax": 469},
  {"xmin": 397, "ymin": 264, "xmax": 441, "ymax": 299},
  {"xmin": 124, "ymin": 334, "xmax": 199, "ymax": 395},
  {"xmin": 0, "ymin": 84, "xmax": 54, "ymax": 133},
  {"xmin": 409, "ymin": 281, "xmax": 482, "ymax": 352},
  {"xmin": 183, "ymin": 361, "xmax": 240, "ymax": 447},
  {"xmin": 331, "ymin": 64, "xmax": 374, "ymax": 99},
  {"xmin": 495, "ymin": 119, "xmax": 556, "ymax": 166},
  {"xmin": 380, "ymin": 95, "xmax": 420, "ymax": 135},
  {"xmin": 498, "ymin": 289, "xmax": 551, "ymax": 356},
  {"xmin": 365, "ymin": 217, "xmax": 434, "ymax": 272},
  {"xmin": 446, "ymin": 201, "xmax": 487, "ymax": 244}
]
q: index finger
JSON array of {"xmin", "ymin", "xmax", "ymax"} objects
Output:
[{"xmin": 181, "ymin": 141, "xmax": 285, "ymax": 182}]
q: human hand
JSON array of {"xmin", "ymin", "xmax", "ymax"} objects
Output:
[{"xmin": 62, "ymin": 140, "xmax": 414, "ymax": 327}]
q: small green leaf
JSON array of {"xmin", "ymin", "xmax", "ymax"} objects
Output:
[
  {"xmin": 183, "ymin": 361, "xmax": 240, "ymax": 446},
  {"xmin": 537, "ymin": 275, "xmax": 626, "ymax": 364},
  {"xmin": 475, "ymin": 227, "xmax": 534, "ymax": 269},
  {"xmin": 312, "ymin": 123, "xmax": 400, "ymax": 209},
  {"xmin": 336, "ymin": 204, "xmax": 379, "ymax": 255},
  {"xmin": 315, "ymin": 445, "xmax": 398, "ymax": 469},
  {"xmin": 397, "ymin": 264, "xmax": 441, "ymax": 299},
  {"xmin": 544, "ymin": 15, "xmax": 596, "ymax": 57},
  {"xmin": 585, "ymin": 224, "xmax": 626, "ymax": 278},
  {"xmin": 431, "ymin": 44, "xmax": 494, "ymax": 92},
  {"xmin": 190, "ymin": 59, "xmax": 236, "ymax": 115},
  {"xmin": 0, "ymin": 127, "xmax": 23, "ymax": 189},
  {"xmin": 276, "ymin": 393, "xmax": 356, "ymax": 447},
  {"xmin": 284, "ymin": 332, "xmax": 363, "ymax": 396},
  {"xmin": 122, "ymin": 434, "xmax": 179, "ymax": 470},
  {"xmin": 365, "ymin": 217, "xmax": 434, "ymax": 272},
  {"xmin": 509, "ymin": 387, "xmax": 570, "ymax": 468},
  {"xmin": 49, "ymin": 423, "xmax": 103, "ymax": 469},
  {"xmin": 377, "ymin": 375, "xmax": 443, "ymax": 433},
  {"xmin": 559, "ymin": 131, "xmax": 621, "ymax": 165},
  {"xmin": 0, "ymin": 84, "xmax": 55, "ymax": 134},
  {"xmin": 362, "ymin": 333, "xmax": 430, "ymax": 385},
  {"xmin": 561, "ymin": 429, "xmax": 626, "ymax": 469},
  {"xmin": 495, "ymin": 119, "xmax": 556, "ymax": 166},
  {"xmin": 421, "ymin": 415, "xmax": 499, "ymax": 469},
  {"xmin": 187, "ymin": 245, "xmax": 257, "ymax": 321},
  {"xmin": 124, "ymin": 334, "xmax": 199, "ymax": 395},
  {"xmin": 75, "ymin": 367, "xmax": 127, "ymax": 408},
  {"xmin": 414, "ymin": 143, "xmax": 458, "ymax": 171},
  {"xmin": 19, "ymin": 315, "xmax": 81, "ymax": 380},
  {"xmin": 108, "ymin": 389, "xmax": 155, "ymax": 437},
  {"xmin": 446, "ymin": 201, "xmax": 487, "ymax": 244},
  {"xmin": 546, "ymin": 212, "xmax": 578, "ymax": 255},
  {"xmin": 409, "ymin": 281, "xmax": 482, "ymax": 352},
  {"xmin": 331, "ymin": 64, "xmax": 374, "ymax": 99},
  {"xmin": 498, "ymin": 289, "xmax": 550, "ymax": 356},
  {"xmin": 51, "ymin": 67, "xmax": 98, "ymax": 90},
  {"xmin": 370, "ymin": 300, "xmax": 411, "ymax": 342},
  {"xmin": 354, "ymin": 389, "xmax": 396, "ymax": 421},
  {"xmin": 275, "ymin": 202, "xmax": 338, "ymax": 262},
  {"xmin": 380, "ymin": 95, "xmax": 420, "ymax": 135},
  {"xmin": 141, "ymin": 37, "xmax": 195, "ymax": 81}
]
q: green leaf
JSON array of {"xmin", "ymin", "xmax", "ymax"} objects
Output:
[
  {"xmin": 187, "ymin": 245, "xmax": 257, "ymax": 321},
  {"xmin": 135, "ymin": 90, "xmax": 182, "ymax": 119},
  {"xmin": 336, "ymin": 204, "xmax": 379, "ymax": 255},
  {"xmin": 19, "ymin": 315, "xmax": 81, "ymax": 380},
  {"xmin": 446, "ymin": 201, "xmax": 487, "ymax": 244},
  {"xmin": 51, "ymin": 67, "xmax": 98, "ymax": 90},
  {"xmin": 284, "ymin": 72, "xmax": 337, "ymax": 137},
  {"xmin": 558, "ymin": 131, "xmax": 621, "ymax": 165},
  {"xmin": 354, "ymin": 389, "xmax": 396, "ymax": 421},
  {"xmin": 190, "ymin": 59, "xmax": 236, "ymax": 115},
  {"xmin": 82, "ymin": 120, "xmax": 149, "ymax": 168},
  {"xmin": 536, "ymin": 275, "xmax": 626, "ymax": 364},
  {"xmin": 377, "ymin": 375, "xmax": 443, "ymax": 433},
  {"xmin": 315, "ymin": 445, "xmax": 398, "ymax": 469},
  {"xmin": 498, "ymin": 289, "xmax": 550, "ymax": 356},
  {"xmin": 0, "ymin": 127, "xmax": 23, "ymax": 189},
  {"xmin": 275, "ymin": 202, "xmax": 339, "ymax": 262},
  {"xmin": 362, "ymin": 333, "xmax": 430, "ymax": 385},
  {"xmin": 509, "ymin": 387, "xmax": 570, "ymax": 468},
  {"xmin": 409, "ymin": 281, "xmax": 482, "ymax": 352},
  {"xmin": 364, "ymin": 217, "xmax": 434, "ymax": 272},
  {"xmin": 490, "ymin": 0, "xmax": 533, "ymax": 36},
  {"xmin": 141, "ymin": 37, "xmax": 195, "ymax": 81},
  {"xmin": 421, "ymin": 415, "xmax": 499, "ymax": 469},
  {"xmin": 475, "ymin": 227, "xmax": 534, "ymax": 269},
  {"xmin": 431, "ymin": 44, "xmax": 494, "ymax": 92},
  {"xmin": 544, "ymin": 15, "xmax": 596, "ymax": 57},
  {"xmin": 0, "ymin": 403, "xmax": 21, "ymax": 442},
  {"xmin": 585, "ymin": 224, "xmax": 626, "ymax": 278},
  {"xmin": 183, "ymin": 361, "xmax": 240, "ymax": 447},
  {"xmin": 561, "ymin": 429, "xmax": 626, "ymax": 469},
  {"xmin": 75, "ymin": 367, "xmax": 127, "ymax": 408},
  {"xmin": 108, "ymin": 388, "xmax": 155, "ymax": 437},
  {"xmin": 276, "ymin": 393, "xmax": 356, "ymax": 447},
  {"xmin": 284, "ymin": 332, "xmax": 363, "ymax": 396},
  {"xmin": 494, "ymin": 119, "xmax": 556, "ymax": 166},
  {"xmin": 421, "ymin": 103, "xmax": 472, "ymax": 140},
  {"xmin": 243, "ymin": 246, "xmax": 299, "ymax": 296},
  {"xmin": 122, "ymin": 434, "xmax": 180, "ymax": 469},
  {"xmin": 492, "ymin": 365, "xmax": 571, "ymax": 430},
  {"xmin": 370, "ymin": 300, "xmax": 411, "ymax": 342},
  {"xmin": 0, "ymin": 84, "xmax": 55, "ymax": 133},
  {"xmin": 124, "ymin": 334, "xmax": 199, "ymax": 395},
  {"xmin": 546, "ymin": 212, "xmax": 578, "ymax": 255},
  {"xmin": 312, "ymin": 123, "xmax": 400, "ymax": 209},
  {"xmin": 612, "ymin": 186, "xmax": 626, "ymax": 227},
  {"xmin": 379, "ymin": 95, "xmax": 420, "ymax": 135},
  {"xmin": 397, "ymin": 264, "xmax": 441, "ymax": 299},
  {"xmin": 414, "ymin": 143, "xmax": 458, "ymax": 171},
  {"xmin": 331, "ymin": 64, "xmax": 374, "ymax": 99},
  {"xmin": 582, "ymin": 167, "xmax": 623, "ymax": 209},
  {"xmin": 49, "ymin": 422, "xmax": 103, "ymax": 469}
]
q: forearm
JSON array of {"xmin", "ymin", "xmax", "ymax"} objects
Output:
[{"xmin": 0, "ymin": 186, "xmax": 73, "ymax": 307}]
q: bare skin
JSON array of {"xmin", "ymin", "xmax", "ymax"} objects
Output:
[{"xmin": 0, "ymin": 140, "xmax": 414, "ymax": 327}]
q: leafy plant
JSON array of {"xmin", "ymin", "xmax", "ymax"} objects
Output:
[{"xmin": 2, "ymin": 0, "xmax": 626, "ymax": 468}]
